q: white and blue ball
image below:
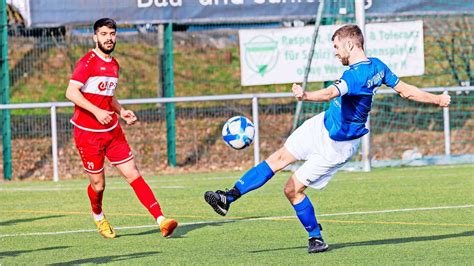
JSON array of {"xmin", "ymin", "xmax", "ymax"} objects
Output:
[{"xmin": 222, "ymin": 116, "xmax": 255, "ymax": 150}]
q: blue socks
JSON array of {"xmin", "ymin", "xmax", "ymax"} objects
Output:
[
  {"xmin": 293, "ymin": 195, "xmax": 322, "ymax": 238},
  {"xmin": 228, "ymin": 161, "xmax": 274, "ymax": 203},
  {"xmin": 226, "ymin": 162, "xmax": 321, "ymax": 239}
]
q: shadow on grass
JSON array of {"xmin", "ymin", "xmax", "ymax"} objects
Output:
[
  {"xmin": 50, "ymin": 251, "xmax": 160, "ymax": 265},
  {"xmin": 0, "ymin": 215, "xmax": 65, "ymax": 226},
  {"xmin": 120, "ymin": 216, "xmax": 264, "ymax": 239},
  {"xmin": 249, "ymin": 231, "xmax": 474, "ymax": 253},
  {"xmin": 0, "ymin": 246, "xmax": 70, "ymax": 259}
]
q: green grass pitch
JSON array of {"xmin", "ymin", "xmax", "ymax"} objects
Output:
[{"xmin": 1, "ymin": 164, "xmax": 473, "ymax": 264}]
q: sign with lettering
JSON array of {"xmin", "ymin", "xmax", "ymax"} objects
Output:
[
  {"xmin": 239, "ymin": 20, "xmax": 424, "ymax": 86},
  {"xmin": 20, "ymin": 1, "xmax": 472, "ymax": 28}
]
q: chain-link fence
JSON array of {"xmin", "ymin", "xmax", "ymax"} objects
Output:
[
  {"xmin": 1, "ymin": 3, "xmax": 473, "ymax": 180},
  {"xmin": 0, "ymin": 88, "xmax": 472, "ymax": 180}
]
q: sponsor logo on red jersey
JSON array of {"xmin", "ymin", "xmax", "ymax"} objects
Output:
[{"xmin": 98, "ymin": 81, "xmax": 117, "ymax": 91}]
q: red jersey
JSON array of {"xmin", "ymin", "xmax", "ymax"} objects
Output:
[{"xmin": 69, "ymin": 49, "xmax": 119, "ymax": 132}]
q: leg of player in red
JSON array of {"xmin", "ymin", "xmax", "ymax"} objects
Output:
[
  {"xmin": 82, "ymin": 127, "xmax": 178, "ymax": 239},
  {"xmin": 115, "ymin": 159, "xmax": 178, "ymax": 237},
  {"xmin": 75, "ymin": 127, "xmax": 118, "ymax": 239},
  {"xmin": 87, "ymin": 171, "xmax": 117, "ymax": 239}
]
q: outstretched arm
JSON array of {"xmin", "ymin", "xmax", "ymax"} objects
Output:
[
  {"xmin": 111, "ymin": 96, "xmax": 137, "ymax": 125},
  {"xmin": 65, "ymin": 82, "xmax": 115, "ymax": 125},
  {"xmin": 393, "ymin": 81, "xmax": 451, "ymax": 107},
  {"xmin": 292, "ymin": 83, "xmax": 340, "ymax": 102}
]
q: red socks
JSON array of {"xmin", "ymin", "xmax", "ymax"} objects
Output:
[
  {"xmin": 87, "ymin": 177, "xmax": 163, "ymax": 220},
  {"xmin": 87, "ymin": 184, "xmax": 103, "ymax": 215},
  {"xmin": 130, "ymin": 176, "xmax": 163, "ymax": 219}
]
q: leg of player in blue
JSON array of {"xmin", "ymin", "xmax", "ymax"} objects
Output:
[
  {"xmin": 205, "ymin": 112, "xmax": 352, "ymax": 253},
  {"xmin": 204, "ymin": 147, "xmax": 294, "ymax": 216},
  {"xmin": 284, "ymin": 175, "xmax": 328, "ymax": 253},
  {"xmin": 204, "ymin": 160, "xmax": 274, "ymax": 216},
  {"xmin": 292, "ymin": 195, "xmax": 321, "ymax": 238},
  {"xmin": 233, "ymin": 160, "xmax": 274, "ymax": 198}
]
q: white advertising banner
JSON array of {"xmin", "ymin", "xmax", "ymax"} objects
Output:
[{"xmin": 239, "ymin": 20, "xmax": 424, "ymax": 86}]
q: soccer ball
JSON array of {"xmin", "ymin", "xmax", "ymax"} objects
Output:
[{"xmin": 222, "ymin": 116, "xmax": 255, "ymax": 150}]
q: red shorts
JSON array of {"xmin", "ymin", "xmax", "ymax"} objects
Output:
[{"xmin": 73, "ymin": 124, "xmax": 134, "ymax": 174}]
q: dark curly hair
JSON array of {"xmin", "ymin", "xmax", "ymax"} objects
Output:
[{"xmin": 93, "ymin": 18, "xmax": 117, "ymax": 33}]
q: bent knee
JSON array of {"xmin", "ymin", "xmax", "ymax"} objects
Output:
[
  {"xmin": 90, "ymin": 182, "xmax": 105, "ymax": 193},
  {"xmin": 122, "ymin": 168, "xmax": 141, "ymax": 183},
  {"xmin": 284, "ymin": 175, "xmax": 307, "ymax": 203},
  {"xmin": 283, "ymin": 185, "xmax": 295, "ymax": 199}
]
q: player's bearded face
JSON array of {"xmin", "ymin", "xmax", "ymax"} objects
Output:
[
  {"xmin": 338, "ymin": 48, "xmax": 350, "ymax": 66},
  {"xmin": 98, "ymin": 39, "xmax": 116, "ymax": 54},
  {"xmin": 333, "ymin": 37, "xmax": 350, "ymax": 66},
  {"xmin": 95, "ymin": 27, "xmax": 116, "ymax": 54}
]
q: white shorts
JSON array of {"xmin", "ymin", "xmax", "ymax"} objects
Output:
[{"xmin": 284, "ymin": 112, "xmax": 360, "ymax": 190}]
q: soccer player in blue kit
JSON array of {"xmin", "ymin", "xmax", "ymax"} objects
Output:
[{"xmin": 204, "ymin": 25, "xmax": 451, "ymax": 253}]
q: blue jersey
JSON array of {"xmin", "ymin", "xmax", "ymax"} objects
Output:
[{"xmin": 324, "ymin": 57, "xmax": 399, "ymax": 141}]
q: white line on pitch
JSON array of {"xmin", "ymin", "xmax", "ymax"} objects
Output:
[
  {"xmin": 1, "ymin": 204, "xmax": 472, "ymax": 238},
  {"xmin": 318, "ymin": 205, "xmax": 474, "ymax": 217},
  {"xmin": 0, "ymin": 185, "xmax": 186, "ymax": 192},
  {"xmin": 0, "ymin": 176, "xmax": 238, "ymax": 192}
]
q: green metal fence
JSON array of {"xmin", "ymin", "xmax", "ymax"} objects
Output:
[{"xmin": 1, "ymin": 0, "xmax": 11, "ymax": 180}]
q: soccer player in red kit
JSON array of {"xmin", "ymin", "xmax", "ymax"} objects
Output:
[{"xmin": 66, "ymin": 18, "xmax": 177, "ymax": 239}]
